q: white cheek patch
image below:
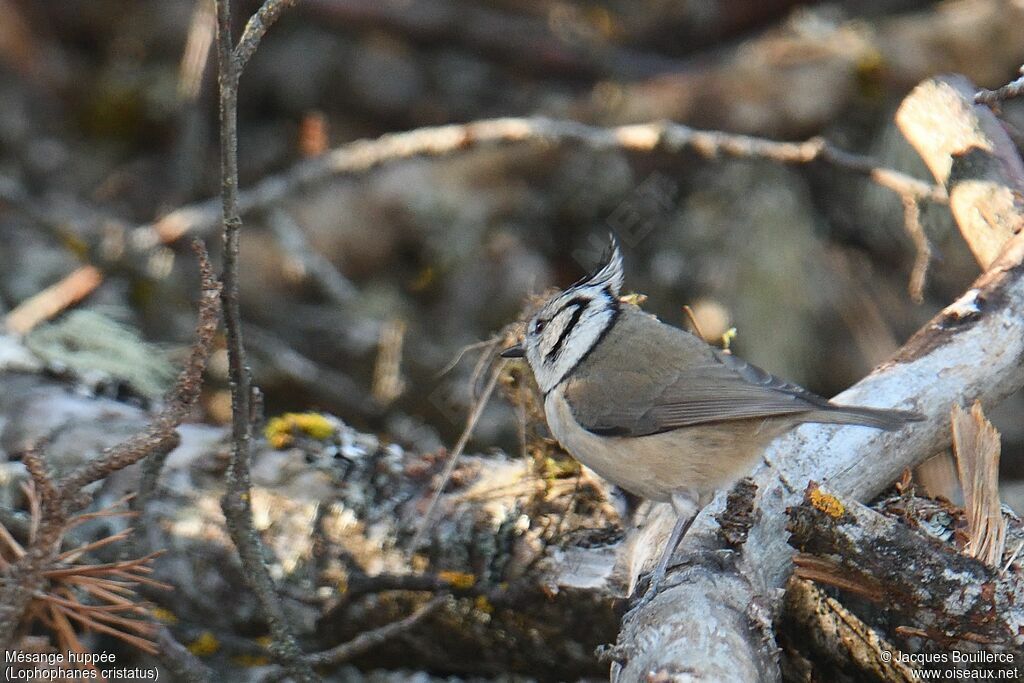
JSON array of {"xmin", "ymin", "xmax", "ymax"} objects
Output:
[
  {"xmin": 525, "ymin": 286, "xmax": 617, "ymax": 394},
  {"xmin": 546, "ymin": 301, "xmax": 594, "ymax": 362},
  {"xmin": 540, "ymin": 307, "xmax": 614, "ymax": 392}
]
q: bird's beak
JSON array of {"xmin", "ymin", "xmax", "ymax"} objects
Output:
[{"xmin": 500, "ymin": 344, "xmax": 525, "ymax": 359}]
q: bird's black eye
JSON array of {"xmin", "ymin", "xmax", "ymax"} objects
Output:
[{"xmin": 533, "ymin": 319, "xmax": 546, "ymax": 334}]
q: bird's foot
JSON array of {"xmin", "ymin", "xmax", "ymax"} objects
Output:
[{"xmin": 631, "ymin": 566, "xmax": 667, "ymax": 611}]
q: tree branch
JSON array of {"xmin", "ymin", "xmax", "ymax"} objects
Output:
[
  {"xmin": 266, "ymin": 207, "xmax": 357, "ymax": 304},
  {"xmin": 132, "ymin": 117, "xmax": 945, "ymax": 249},
  {"xmin": 975, "ymin": 65, "xmax": 1024, "ymax": 106},
  {"xmin": 212, "ymin": 0, "xmax": 312, "ymax": 679},
  {"xmin": 234, "ymin": 0, "xmax": 299, "ymax": 73},
  {"xmin": 306, "ymin": 595, "xmax": 447, "ymax": 667},
  {"xmin": 153, "ymin": 625, "xmax": 213, "ymax": 683},
  {"xmin": 55, "ymin": 242, "xmax": 219, "ymax": 500},
  {"xmin": 0, "ymin": 451, "xmax": 64, "ymax": 647}
]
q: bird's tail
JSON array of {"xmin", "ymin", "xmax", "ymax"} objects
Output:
[{"xmin": 805, "ymin": 404, "xmax": 925, "ymax": 431}]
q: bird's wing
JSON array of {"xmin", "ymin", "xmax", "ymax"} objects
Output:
[{"xmin": 563, "ymin": 307, "xmax": 831, "ymax": 437}]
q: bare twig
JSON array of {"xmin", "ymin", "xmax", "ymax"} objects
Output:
[
  {"xmin": 681, "ymin": 304, "xmax": 707, "ymax": 341},
  {"xmin": 4, "ymin": 266, "xmax": 103, "ymax": 336},
  {"xmin": 154, "ymin": 625, "xmax": 213, "ymax": 683},
  {"xmin": 1003, "ymin": 541, "xmax": 1024, "ymax": 576},
  {"xmin": 234, "ymin": 0, "xmax": 299, "ymax": 73},
  {"xmin": 132, "ymin": 508, "xmax": 212, "ymax": 681},
  {"xmin": 259, "ymin": 595, "xmax": 447, "ymax": 682},
  {"xmin": 245, "ymin": 323, "xmax": 379, "ymax": 417},
  {"xmin": 172, "ymin": 0, "xmax": 215, "ymax": 200},
  {"xmin": 409, "ymin": 349, "xmax": 505, "ymax": 551},
  {"xmin": 0, "ymin": 177, "xmax": 145, "ymax": 282},
  {"xmin": 126, "ymin": 253, "xmax": 219, "ymax": 683},
  {"xmin": 132, "ymin": 117, "xmax": 946, "ymax": 249},
  {"xmin": 55, "ymin": 242, "xmax": 219, "ymax": 499},
  {"xmin": 900, "ymin": 195, "xmax": 932, "ymax": 303},
  {"xmin": 0, "ymin": 241, "xmax": 220, "ymax": 662},
  {"xmin": 59, "ymin": 429, "xmax": 182, "ymax": 507},
  {"xmin": 305, "ymin": 595, "xmax": 446, "ymax": 666},
  {"xmin": 438, "ymin": 339, "xmax": 502, "ymax": 378},
  {"xmin": 267, "ymin": 207, "xmax": 357, "ymax": 303},
  {"xmin": 975, "ymin": 65, "xmax": 1024, "ymax": 106},
  {"xmin": 213, "ymin": 0, "xmax": 311, "ymax": 679},
  {"xmin": 21, "ymin": 452, "xmax": 61, "ymax": 528},
  {"xmin": 302, "ymin": 0, "xmax": 685, "ymax": 80},
  {"xmin": 178, "ymin": 0, "xmax": 215, "ymax": 101}
]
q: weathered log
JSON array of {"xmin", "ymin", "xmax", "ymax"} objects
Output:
[
  {"xmin": 789, "ymin": 485, "xmax": 1024, "ymax": 648},
  {"xmin": 777, "ymin": 577, "xmax": 918, "ymax": 683}
]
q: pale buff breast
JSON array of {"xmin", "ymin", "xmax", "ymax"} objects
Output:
[{"xmin": 544, "ymin": 389, "xmax": 789, "ymax": 503}]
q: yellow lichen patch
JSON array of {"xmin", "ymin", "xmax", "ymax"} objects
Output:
[
  {"xmin": 542, "ymin": 455, "xmax": 581, "ymax": 481},
  {"xmin": 809, "ymin": 488, "xmax": 845, "ymax": 519},
  {"xmin": 474, "ymin": 595, "xmax": 494, "ymax": 614},
  {"xmin": 187, "ymin": 631, "xmax": 220, "ymax": 657},
  {"xmin": 264, "ymin": 412, "xmax": 337, "ymax": 449},
  {"xmin": 149, "ymin": 606, "xmax": 178, "ymax": 624},
  {"xmin": 438, "ymin": 570, "xmax": 476, "ymax": 590}
]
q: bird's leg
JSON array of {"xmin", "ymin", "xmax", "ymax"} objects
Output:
[
  {"xmin": 633, "ymin": 491, "xmax": 700, "ymax": 609},
  {"xmin": 645, "ymin": 510, "xmax": 695, "ymax": 593}
]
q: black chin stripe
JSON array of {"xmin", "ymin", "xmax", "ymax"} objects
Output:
[{"xmin": 545, "ymin": 301, "xmax": 586, "ymax": 362}]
